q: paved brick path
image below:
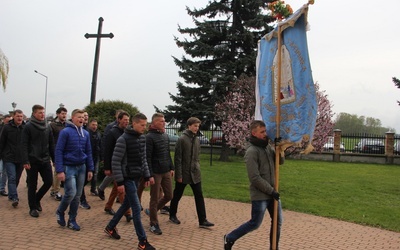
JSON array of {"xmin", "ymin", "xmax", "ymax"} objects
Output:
[{"xmin": 0, "ymin": 172, "xmax": 399, "ymax": 250}]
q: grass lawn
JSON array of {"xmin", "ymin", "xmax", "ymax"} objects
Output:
[{"xmin": 192, "ymin": 154, "xmax": 400, "ymax": 232}]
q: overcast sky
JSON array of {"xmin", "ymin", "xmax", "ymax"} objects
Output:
[{"xmin": 1, "ymin": 0, "xmax": 399, "ymax": 133}]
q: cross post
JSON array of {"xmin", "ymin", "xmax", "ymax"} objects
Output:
[{"xmin": 85, "ymin": 17, "xmax": 114, "ymax": 104}]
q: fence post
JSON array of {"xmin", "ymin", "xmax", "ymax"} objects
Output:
[
  {"xmin": 333, "ymin": 129, "xmax": 342, "ymax": 162},
  {"xmin": 385, "ymin": 131, "xmax": 395, "ymax": 164}
]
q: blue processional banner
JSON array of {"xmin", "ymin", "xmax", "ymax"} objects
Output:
[{"xmin": 255, "ymin": 5, "xmax": 317, "ymax": 152}]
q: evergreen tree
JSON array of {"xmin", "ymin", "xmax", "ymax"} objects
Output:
[
  {"xmin": 393, "ymin": 77, "xmax": 400, "ymax": 106},
  {"xmin": 161, "ymin": 0, "xmax": 274, "ymax": 127}
]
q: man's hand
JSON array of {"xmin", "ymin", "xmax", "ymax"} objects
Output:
[
  {"xmin": 23, "ymin": 164, "xmax": 31, "ymax": 170},
  {"xmin": 149, "ymin": 177, "xmax": 155, "ymax": 185},
  {"xmin": 272, "ymin": 190, "xmax": 280, "ymax": 201},
  {"xmin": 87, "ymin": 172, "xmax": 93, "ymax": 181},
  {"xmin": 104, "ymin": 170, "xmax": 111, "ymax": 176},
  {"xmin": 117, "ymin": 185, "xmax": 125, "ymax": 194},
  {"xmin": 57, "ymin": 172, "xmax": 66, "ymax": 182}
]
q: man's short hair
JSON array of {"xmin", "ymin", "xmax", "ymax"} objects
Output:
[
  {"xmin": 71, "ymin": 109, "xmax": 85, "ymax": 117},
  {"xmin": 249, "ymin": 120, "xmax": 266, "ymax": 132},
  {"xmin": 117, "ymin": 111, "xmax": 130, "ymax": 120},
  {"xmin": 32, "ymin": 104, "xmax": 44, "ymax": 113},
  {"xmin": 13, "ymin": 109, "xmax": 23, "ymax": 115},
  {"xmin": 151, "ymin": 113, "xmax": 164, "ymax": 122},
  {"xmin": 132, "ymin": 113, "xmax": 147, "ymax": 123},
  {"xmin": 4, "ymin": 114, "xmax": 11, "ymax": 118},
  {"xmin": 56, "ymin": 107, "xmax": 67, "ymax": 114},
  {"xmin": 187, "ymin": 117, "xmax": 201, "ymax": 126}
]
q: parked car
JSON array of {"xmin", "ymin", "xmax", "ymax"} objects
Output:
[
  {"xmin": 353, "ymin": 139, "xmax": 385, "ymax": 154},
  {"xmin": 165, "ymin": 130, "xmax": 179, "ymax": 143},
  {"xmin": 198, "ymin": 131, "xmax": 209, "ymax": 145},
  {"xmin": 323, "ymin": 136, "xmax": 345, "ymax": 152},
  {"xmin": 210, "ymin": 130, "xmax": 223, "ymax": 145},
  {"xmin": 394, "ymin": 142, "xmax": 400, "ymax": 155}
]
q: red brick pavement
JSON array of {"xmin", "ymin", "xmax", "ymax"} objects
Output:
[{"xmin": 0, "ymin": 172, "xmax": 399, "ymax": 250}]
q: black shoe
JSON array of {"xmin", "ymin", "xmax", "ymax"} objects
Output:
[
  {"xmin": 80, "ymin": 200, "xmax": 91, "ymax": 209},
  {"xmin": 36, "ymin": 202, "xmax": 42, "ymax": 212},
  {"xmin": 138, "ymin": 239, "xmax": 155, "ymax": 250},
  {"xmin": 224, "ymin": 234, "xmax": 235, "ymax": 250},
  {"xmin": 90, "ymin": 190, "xmax": 98, "ymax": 196},
  {"xmin": 160, "ymin": 206, "xmax": 170, "ymax": 215},
  {"xmin": 104, "ymin": 208, "xmax": 116, "ymax": 215},
  {"xmin": 29, "ymin": 209, "xmax": 39, "ymax": 218},
  {"xmin": 149, "ymin": 223, "xmax": 162, "ymax": 235},
  {"xmin": 11, "ymin": 198, "xmax": 19, "ymax": 208},
  {"xmin": 97, "ymin": 187, "xmax": 105, "ymax": 200},
  {"xmin": 125, "ymin": 214, "xmax": 133, "ymax": 222},
  {"xmin": 104, "ymin": 225, "xmax": 121, "ymax": 240},
  {"xmin": 0, "ymin": 190, "xmax": 8, "ymax": 196},
  {"xmin": 116, "ymin": 197, "xmax": 120, "ymax": 203},
  {"xmin": 169, "ymin": 216, "xmax": 181, "ymax": 225},
  {"xmin": 54, "ymin": 192, "xmax": 62, "ymax": 201},
  {"xmin": 199, "ymin": 219, "xmax": 214, "ymax": 228}
]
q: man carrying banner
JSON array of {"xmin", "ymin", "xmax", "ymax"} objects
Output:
[{"xmin": 224, "ymin": 120, "xmax": 283, "ymax": 250}]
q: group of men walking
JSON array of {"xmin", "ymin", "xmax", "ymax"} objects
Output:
[
  {"xmin": 0, "ymin": 106, "xmax": 216, "ymax": 250},
  {"xmin": 0, "ymin": 105, "xmax": 283, "ymax": 250}
]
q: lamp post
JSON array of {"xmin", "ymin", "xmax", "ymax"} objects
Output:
[
  {"xmin": 11, "ymin": 102, "xmax": 17, "ymax": 111},
  {"xmin": 210, "ymin": 77, "xmax": 217, "ymax": 166},
  {"xmin": 34, "ymin": 70, "xmax": 48, "ymax": 113}
]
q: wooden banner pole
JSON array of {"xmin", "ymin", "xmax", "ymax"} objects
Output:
[{"xmin": 272, "ymin": 23, "xmax": 282, "ymax": 250}]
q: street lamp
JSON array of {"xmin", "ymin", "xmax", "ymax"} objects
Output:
[
  {"xmin": 11, "ymin": 102, "xmax": 17, "ymax": 111},
  {"xmin": 34, "ymin": 70, "xmax": 48, "ymax": 113},
  {"xmin": 210, "ymin": 77, "xmax": 217, "ymax": 166}
]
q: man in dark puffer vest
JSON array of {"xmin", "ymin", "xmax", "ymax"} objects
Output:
[{"xmin": 104, "ymin": 113, "xmax": 156, "ymax": 250}]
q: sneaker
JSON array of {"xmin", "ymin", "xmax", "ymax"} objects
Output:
[
  {"xmin": 97, "ymin": 187, "xmax": 105, "ymax": 200},
  {"xmin": 199, "ymin": 219, "xmax": 214, "ymax": 228},
  {"xmin": 80, "ymin": 200, "xmax": 91, "ymax": 209},
  {"xmin": 11, "ymin": 198, "xmax": 19, "ymax": 208},
  {"xmin": 137, "ymin": 239, "xmax": 155, "ymax": 250},
  {"xmin": 0, "ymin": 190, "xmax": 8, "ymax": 196},
  {"xmin": 29, "ymin": 209, "xmax": 39, "ymax": 218},
  {"xmin": 56, "ymin": 210, "xmax": 66, "ymax": 227},
  {"xmin": 144, "ymin": 208, "xmax": 150, "ymax": 216},
  {"xmin": 169, "ymin": 216, "xmax": 181, "ymax": 225},
  {"xmin": 160, "ymin": 206, "xmax": 170, "ymax": 215},
  {"xmin": 104, "ymin": 208, "xmax": 116, "ymax": 215},
  {"xmin": 90, "ymin": 190, "xmax": 98, "ymax": 196},
  {"xmin": 104, "ymin": 225, "xmax": 121, "ymax": 240},
  {"xmin": 54, "ymin": 192, "xmax": 62, "ymax": 201},
  {"xmin": 149, "ymin": 223, "xmax": 162, "ymax": 235},
  {"xmin": 224, "ymin": 234, "xmax": 235, "ymax": 250},
  {"xmin": 67, "ymin": 220, "xmax": 81, "ymax": 231}
]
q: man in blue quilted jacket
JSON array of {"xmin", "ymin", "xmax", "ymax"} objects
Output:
[{"xmin": 54, "ymin": 109, "xmax": 94, "ymax": 231}]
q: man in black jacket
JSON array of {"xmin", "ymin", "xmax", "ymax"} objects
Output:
[
  {"xmin": 145, "ymin": 113, "xmax": 174, "ymax": 235},
  {"xmin": 22, "ymin": 104, "xmax": 54, "ymax": 218},
  {"xmin": 0, "ymin": 110, "xmax": 25, "ymax": 207}
]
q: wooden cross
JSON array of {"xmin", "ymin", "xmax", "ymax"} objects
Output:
[{"xmin": 85, "ymin": 17, "xmax": 114, "ymax": 104}]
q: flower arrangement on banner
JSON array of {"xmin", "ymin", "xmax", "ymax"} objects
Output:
[{"xmin": 267, "ymin": 1, "xmax": 294, "ymax": 20}]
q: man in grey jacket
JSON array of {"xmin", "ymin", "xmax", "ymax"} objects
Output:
[{"xmin": 224, "ymin": 120, "xmax": 284, "ymax": 250}]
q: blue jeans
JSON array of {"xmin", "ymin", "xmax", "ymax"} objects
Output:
[
  {"xmin": 4, "ymin": 162, "xmax": 24, "ymax": 200},
  {"xmin": 107, "ymin": 179, "xmax": 147, "ymax": 242},
  {"xmin": 226, "ymin": 199, "xmax": 283, "ymax": 250},
  {"xmin": 57, "ymin": 164, "xmax": 86, "ymax": 221},
  {"xmin": 0, "ymin": 160, "xmax": 8, "ymax": 192}
]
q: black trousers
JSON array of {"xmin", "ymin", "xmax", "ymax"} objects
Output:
[
  {"xmin": 169, "ymin": 181, "xmax": 207, "ymax": 224},
  {"xmin": 26, "ymin": 162, "xmax": 53, "ymax": 210}
]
